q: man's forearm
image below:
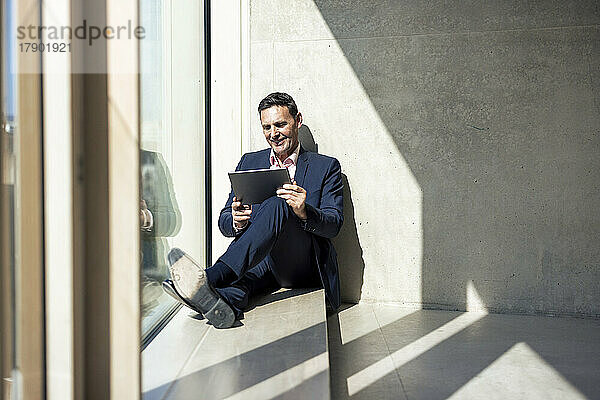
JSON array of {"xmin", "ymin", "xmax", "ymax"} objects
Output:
[{"xmin": 301, "ymin": 203, "xmax": 343, "ymax": 239}]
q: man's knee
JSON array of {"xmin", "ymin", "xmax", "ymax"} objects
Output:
[
  {"xmin": 262, "ymin": 195, "xmax": 286, "ymax": 207},
  {"xmin": 251, "ymin": 196, "xmax": 291, "ymax": 227},
  {"xmin": 260, "ymin": 196, "xmax": 288, "ymax": 213}
]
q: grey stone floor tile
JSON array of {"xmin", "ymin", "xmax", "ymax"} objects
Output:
[
  {"xmin": 328, "ymin": 304, "xmax": 407, "ymax": 400},
  {"xmin": 159, "ymin": 288, "xmax": 329, "ymax": 400},
  {"xmin": 329, "ymin": 304, "xmax": 600, "ymax": 400}
]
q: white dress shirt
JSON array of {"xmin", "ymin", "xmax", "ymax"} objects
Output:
[{"xmin": 269, "ymin": 143, "xmax": 301, "ymax": 180}]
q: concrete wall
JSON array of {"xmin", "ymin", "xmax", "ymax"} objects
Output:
[{"xmin": 247, "ymin": 0, "xmax": 600, "ymax": 316}]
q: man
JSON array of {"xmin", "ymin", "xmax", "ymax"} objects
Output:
[{"xmin": 163, "ymin": 92, "xmax": 343, "ymax": 328}]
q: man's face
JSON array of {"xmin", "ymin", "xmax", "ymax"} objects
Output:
[{"xmin": 260, "ymin": 105, "xmax": 302, "ymax": 160}]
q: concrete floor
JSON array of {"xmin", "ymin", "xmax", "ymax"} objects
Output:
[
  {"xmin": 328, "ymin": 304, "xmax": 600, "ymax": 400},
  {"xmin": 143, "ymin": 289, "xmax": 329, "ymax": 400}
]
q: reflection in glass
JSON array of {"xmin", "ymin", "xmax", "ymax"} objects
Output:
[
  {"xmin": 140, "ymin": 150, "xmax": 181, "ymax": 316},
  {"xmin": 139, "ymin": 0, "xmax": 177, "ymax": 335},
  {"xmin": 139, "ymin": 0, "xmax": 205, "ymax": 341}
]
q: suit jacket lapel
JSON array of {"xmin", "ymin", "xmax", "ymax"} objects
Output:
[
  {"xmin": 261, "ymin": 149, "xmax": 271, "ymax": 169},
  {"xmin": 295, "ymin": 146, "xmax": 309, "ymax": 187}
]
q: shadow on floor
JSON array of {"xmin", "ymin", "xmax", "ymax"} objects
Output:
[
  {"xmin": 145, "ymin": 321, "xmax": 327, "ymax": 400},
  {"xmin": 328, "ymin": 306, "xmax": 600, "ymax": 400}
]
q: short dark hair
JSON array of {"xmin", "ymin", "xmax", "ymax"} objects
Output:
[{"xmin": 258, "ymin": 92, "xmax": 298, "ymax": 118}]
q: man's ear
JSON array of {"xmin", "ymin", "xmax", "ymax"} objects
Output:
[{"xmin": 295, "ymin": 112, "xmax": 303, "ymax": 128}]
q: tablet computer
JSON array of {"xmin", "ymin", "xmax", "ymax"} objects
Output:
[{"xmin": 228, "ymin": 168, "xmax": 291, "ymax": 205}]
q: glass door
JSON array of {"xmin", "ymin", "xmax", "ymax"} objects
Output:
[
  {"xmin": 1, "ymin": 0, "xmax": 18, "ymax": 396},
  {"xmin": 139, "ymin": 0, "xmax": 206, "ymax": 346}
]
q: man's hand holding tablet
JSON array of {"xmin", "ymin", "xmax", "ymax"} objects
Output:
[
  {"xmin": 232, "ymin": 197, "xmax": 252, "ymax": 230},
  {"xmin": 276, "ymin": 179, "xmax": 307, "ymax": 220}
]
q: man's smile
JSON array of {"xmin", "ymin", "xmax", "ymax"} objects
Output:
[{"xmin": 271, "ymin": 137, "xmax": 287, "ymax": 147}]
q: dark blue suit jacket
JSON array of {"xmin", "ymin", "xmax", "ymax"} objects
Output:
[{"xmin": 218, "ymin": 146, "xmax": 343, "ymax": 310}]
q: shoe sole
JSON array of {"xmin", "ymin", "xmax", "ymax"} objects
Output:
[
  {"xmin": 162, "ymin": 279, "xmax": 202, "ymax": 313},
  {"xmin": 168, "ymin": 248, "xmax": 235, "ymax": 329}
]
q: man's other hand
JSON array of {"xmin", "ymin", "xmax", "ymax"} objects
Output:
[
  {"xmin": 232, "ymin": 197, "xmax": 252, "ymax": 230},
  {"xmin": 276, "ymin": 180, "xmax": 307, "ymax": 220},
  {"xmin": 140, "ymin": 199, "xmax": 153, "ymax": 231},
  {"xmin": 140, "ymin": 200, "xmax": 148, "ymax": 226}
]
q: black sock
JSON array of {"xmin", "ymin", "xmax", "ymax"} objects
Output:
[{"xmin": 206, "ymin": 260, "xmax": 237, "ymax": 288}]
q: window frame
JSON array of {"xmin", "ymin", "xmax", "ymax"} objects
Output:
[{"xmin": 1, "ymin": 0, "xmax": 213, "ymax": 397}]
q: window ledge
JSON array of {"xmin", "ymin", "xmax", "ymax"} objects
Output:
[{"xmin": 142, "ymin": 288, "xmax": 330, "ymax": 400}]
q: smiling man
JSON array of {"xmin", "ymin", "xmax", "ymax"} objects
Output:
[{"xmin": 163, "ymin": 92, "xmax": 343, "ymax": 328}]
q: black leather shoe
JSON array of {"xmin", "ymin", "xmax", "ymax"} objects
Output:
[{"xmin": 167, "ymin": 248, "xmax": 235, "ymax": 329}]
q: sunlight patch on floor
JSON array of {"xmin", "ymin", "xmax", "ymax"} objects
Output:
[
  {"xmin": 347, "ymin": 311, "xmax": 487, "ymax": 396},
  {"xmin": 448, "ymin": 342, "xmax": 588, "ymax": 400},
  {"xmin": 223, "ymin": 352, "xmax": 329, "ymax": 400}
]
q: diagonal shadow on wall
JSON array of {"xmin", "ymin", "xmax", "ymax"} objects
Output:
[
  {"xmin": 306, "ymin": 2, "xmax": 600, "ymax": 397},
  {"xmin": 312, "ymin": 0, "xmax": 600, "ymax": 317},
  {"xmin": 314, "ymin": 0, "xmax": 600, "ymax": 316}
]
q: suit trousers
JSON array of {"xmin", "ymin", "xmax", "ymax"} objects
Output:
[{"xmin": 207, "ymin": 196, "xmax": 320, "ymax": 317}]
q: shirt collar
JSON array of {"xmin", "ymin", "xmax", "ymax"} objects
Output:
[{"xmin": 269, "ymin": 143, "xmax": 301, "ymax": 168}]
